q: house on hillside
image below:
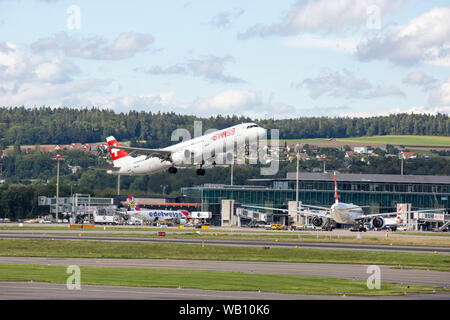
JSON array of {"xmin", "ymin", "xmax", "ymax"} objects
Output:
[
  {"xmin": 400, "ymin": 151, "xmax": 416, "ymax": 159},
  {"xmin": 345, "ymin": 151, "xmax": 359, "ymax": 158},
  {"xmin": 353, "ymin": 147, "xmax": 368, "ymax": 154}
]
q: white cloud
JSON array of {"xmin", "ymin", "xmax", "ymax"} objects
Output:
[
  {"xmin": 364, "ymin": 85, "xmax": 406, "ymax": 99},
  {"xmin": 238, "ymin": 0, "xmax": 405, "ymax": 39},
  {"xmin": 357, "ymin": 7, "xmax": 450, "ymax": 66},
  {"xmin": 188, "ymin": 89, "xmax": 297, "ymax": 118},
  {"xmin": 296, "ymin": 68, "xmax": 407, "ymax": 100},
  {"xmin": 87, "ymin": 93, "xmax": 177, "ymax": 113},
  {"xmin": 210, "ymin": 8, "xmax": 244, "ymax": 28},
  {"xmin": 402, "ymin": 71, "xmax": 438, "ymax": 90},
  {"xmin": 295, "ymin": 68, "xmax": 372, "ymax": 99},
  {"xmin": 0, "ymin": 41, "xmax": 79, "ymax": 84},
  {"xmin": 403, "ymin": 105, "xmax": 450, "ymax": 115},
  {"xmin": 192, "ymin": 90, "xmax": 262, "ymax": 114},
  {"xmin": 31, "ymin": 32, "xmax": 155, "ymax": 60},
  {"xmin": 140, "ymin": 55, "xmax": 244, "ymax": 83},
  {"xmin": 429, "ymin": 77, "xmax": 450, "ymax": 110},
  {"xmin": 0, "ymin": 41, "xmax": 111, "ymax": 107},
  {"xmin": 0, "ymin": 78, "xmax": 111, "ymax": 107},
  {"xmin": 285, "ymin": 34, "xmax": 360, "ymax": 54}
]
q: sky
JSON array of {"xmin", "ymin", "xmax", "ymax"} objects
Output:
[{"xmin": 0, "ymin": 0, "xmax": 449, "ymax": 119}]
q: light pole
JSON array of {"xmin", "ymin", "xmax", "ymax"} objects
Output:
[
  {"xmin": 52, "ymin": 154, "xmax": 64, "ymax": 223},
  {"xmin": 231, "ymin": 162, "xmax": 234, "ymax": 186},
  {"xmin": 296, "ymin": 152, "xmax": 299, "ymax": 204}
]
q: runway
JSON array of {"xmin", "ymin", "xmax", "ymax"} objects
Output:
[
  {"xmin": 0, "ymin": 232, "xmax": 448, "ymax": 254},
  {"xmin": 2, "ymin": 281, "xmax": 450, "ymax": 300},
  {"xmin": 1, "ymin": 257, "xmax": 449, "ymax": 288}
]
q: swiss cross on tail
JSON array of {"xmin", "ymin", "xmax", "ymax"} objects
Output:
[
  {"xmin": 128, "ymin": 194, "xmax": 141, "ymax": 211},
  {"xmin": 334, "ymin": 171, "xmax": 339, "ymax": 204},
  {"xmin": 106, "ymin": 136, "xmax": 129, "ymax": 162}
]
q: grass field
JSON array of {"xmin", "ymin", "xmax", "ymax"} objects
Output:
[
  {"xmin": 40, "ymin": 231, "xmax": 450, "ymax": 248},
  {"xmin": 1, "ymin": 239, "xmax": 449, "ymax": 270},
  {"xmin": 1, "ymin": 225, "xmax": 449, "ymax": 248},
  {"xmin": 279, "ymin": 135, "xmax": 450, "ymax": 148},
  {"xmin": 0, "ymin": 263, "xmax": 442, "ymax": 296}
]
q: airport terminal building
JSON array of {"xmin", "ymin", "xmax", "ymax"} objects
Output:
[{"xmin": 181, "ymin": 172, "xmax": 450, "ymax": 226}]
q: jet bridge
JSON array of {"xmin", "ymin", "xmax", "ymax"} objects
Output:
[{"xmin": 236, "ymin": 207, "xmax": 270, "ymax": 226}]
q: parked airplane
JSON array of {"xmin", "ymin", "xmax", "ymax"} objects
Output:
[
  {"xmin": 243, "ymin": 172, "xmax": 428, "ymax": 232},
  {"xmin": 378, "ymin": 213, "xmax": 402, "ymax": 231},
  {"xmin": 93, "ymin": 123, "xmax": 266, "ymax": 176},
  {"xmin": 124, "ymin": 195, "xmax": 190, "ymax": 225}
]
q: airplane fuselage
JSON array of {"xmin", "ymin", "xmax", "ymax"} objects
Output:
[
  {"xmin": 126, "ymin": 209, "xmax": 187, "ymax": 223},
  {"xmin": 330, "ymin": 202, "xmax": 364, "ymax": 224},
  {"xmin": 109, "ymin": 123, "xmax": 265, "ymax": 175}
]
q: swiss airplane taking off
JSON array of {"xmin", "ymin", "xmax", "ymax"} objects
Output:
[
  {"xmin": 244, "ymin": 172, "xmax": 444, "ymax": 231},
  {"xmin": 96, "ymin": 123, "xmax": 266, "ymax": 176},
  {"xmin": 125, "ymin": 195, "xmax": 190, "ymax": 225}
]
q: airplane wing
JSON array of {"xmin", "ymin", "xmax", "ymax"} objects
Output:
[
  {"xmin": 241, "ymin": 204, "xmax": 290, "ymax": 213},
  {"xmin": 354, "ymin": 208, "xmax": 446, "ymax": 221},
  {"xmin": 354, "ymin": 212, "xmax": 399, "ymax": 220},
  {"xmin": 302, "ymin": 204, "xmax": 332, "ymax": 211},
  {"xmin": 108, "ymin": 145, "xmax": 172, "ymax": 161},
  {"xmin": 241, "ymin": 205, "xmax": 331, "ymax": 218},
  {"xmin": 89, "ymin": 166, "xmax": 120, "ymax": 171}
]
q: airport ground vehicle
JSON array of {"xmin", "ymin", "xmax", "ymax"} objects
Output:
[{"xmin": 266, "ymin": 224, "xmax": 287, "ymax": 230}]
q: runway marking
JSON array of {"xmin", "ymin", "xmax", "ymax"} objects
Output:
[{"xmin": 0, "ymin": 282, "xmax": 295, "ymax": 299}]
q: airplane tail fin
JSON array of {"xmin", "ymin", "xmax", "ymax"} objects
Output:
[
  {"xmin": 128, "ymin": 194, "xmax": 141, "ymax": 211},
  {"xmin": 334, "ymin": 171, "xmax": 339, "ymax": 204},
  {"xmin": 106, "ymin": 136, "xmax": 129, "ymax": 165}
]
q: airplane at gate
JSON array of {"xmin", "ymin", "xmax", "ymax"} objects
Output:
[
  {"xmin": 92, "ymin": 123, "xmax": 266, "ymax": 176},
  {"xmin": 125, "ymin": 195, "xmax": 190, "ymax": 225},
  {"xmin": 243, "ymin": 172, "xmax": 445, "ymax": 231}
]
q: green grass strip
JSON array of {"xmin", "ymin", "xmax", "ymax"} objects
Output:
[
  {"xmin": 0, "ymin": 263, "xmax": 443, "ymax": 296},
  {"xmin": 0, "ymin": 239, "xmax": 449, "ymax": 268}
]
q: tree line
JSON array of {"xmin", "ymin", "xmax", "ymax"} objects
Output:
[{"xmin": 0, "ymin": 107, "xmax": 448, "ymax": 148}]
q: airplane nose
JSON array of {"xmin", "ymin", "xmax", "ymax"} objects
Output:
[{"xmin": 258, "ymin": 128, "xmax": 266, "ymax": 139}]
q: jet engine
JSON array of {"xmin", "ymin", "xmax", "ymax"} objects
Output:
[
  {"xmin": 312, "ymin": 216, "xmax": 325, "ymax": 227},
  {"xmin": 175, "ymin": 218, "xmax": 187, "ymax": 225},
  {"xmin": 214, "ymin": 152, "xmax": 234, "ymax": 165},
  {"xmin": 172, "ymin": 149, "xmax": 193, "ymax": 164},
  {"xmin": 371, "ymin": 217, "xmax": 385, "ymax": 229}
]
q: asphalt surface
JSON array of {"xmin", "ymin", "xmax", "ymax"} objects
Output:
[
  {"xmin": 1, "ymin": 257, "xmax": 449, "ymax": 288},
  {"xmin": 0, "ymin": 232, "xmax": 448, "ymax": 254},
  {"xmin": 1, "ymin": 282, "xmax": 450, "ymax": 300}
]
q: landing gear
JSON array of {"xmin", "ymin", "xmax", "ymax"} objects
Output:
[
  {"xmin": 196, "ymin": 160, "xmax": 206, "ymax": 176},
  {"xmin": 350, "ymin": 223, "xmax": 367, "ymax": 232},
  {"xmin": 196, "ymin": 168, "xmax": 205, "ymax": 176},
  {"xmin": 168, "ymin": 166, "xmax": 177, "ymax": 174}
]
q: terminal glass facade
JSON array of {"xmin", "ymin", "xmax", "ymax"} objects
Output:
[{"xmin": 181, "ymin": 175, "xmax": 450, "ymax": 225}]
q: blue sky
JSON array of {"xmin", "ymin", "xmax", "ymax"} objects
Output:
[{"xmin": 0, "ymin": 0, "xmax": 449, "ymax": 118}]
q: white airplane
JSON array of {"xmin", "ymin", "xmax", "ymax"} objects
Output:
[
  {"xmin": 243, "ymin": 172, "xmax": 416, "ymax": 232},
  {"xmin": 124, "ymin": 195, "xmax": 190, "ymax": 225},
  {"xmin": 94, "ymin": 123, "xmax": 266, "ymax": 176},
  {"xmin": 380, "ymin": 213, "xmax": 402, "ymax": 231}
]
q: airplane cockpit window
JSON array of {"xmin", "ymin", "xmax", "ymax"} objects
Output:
[{"xmin": 246, "ymin": 124, "xmax": 259, "ymax": 129}]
